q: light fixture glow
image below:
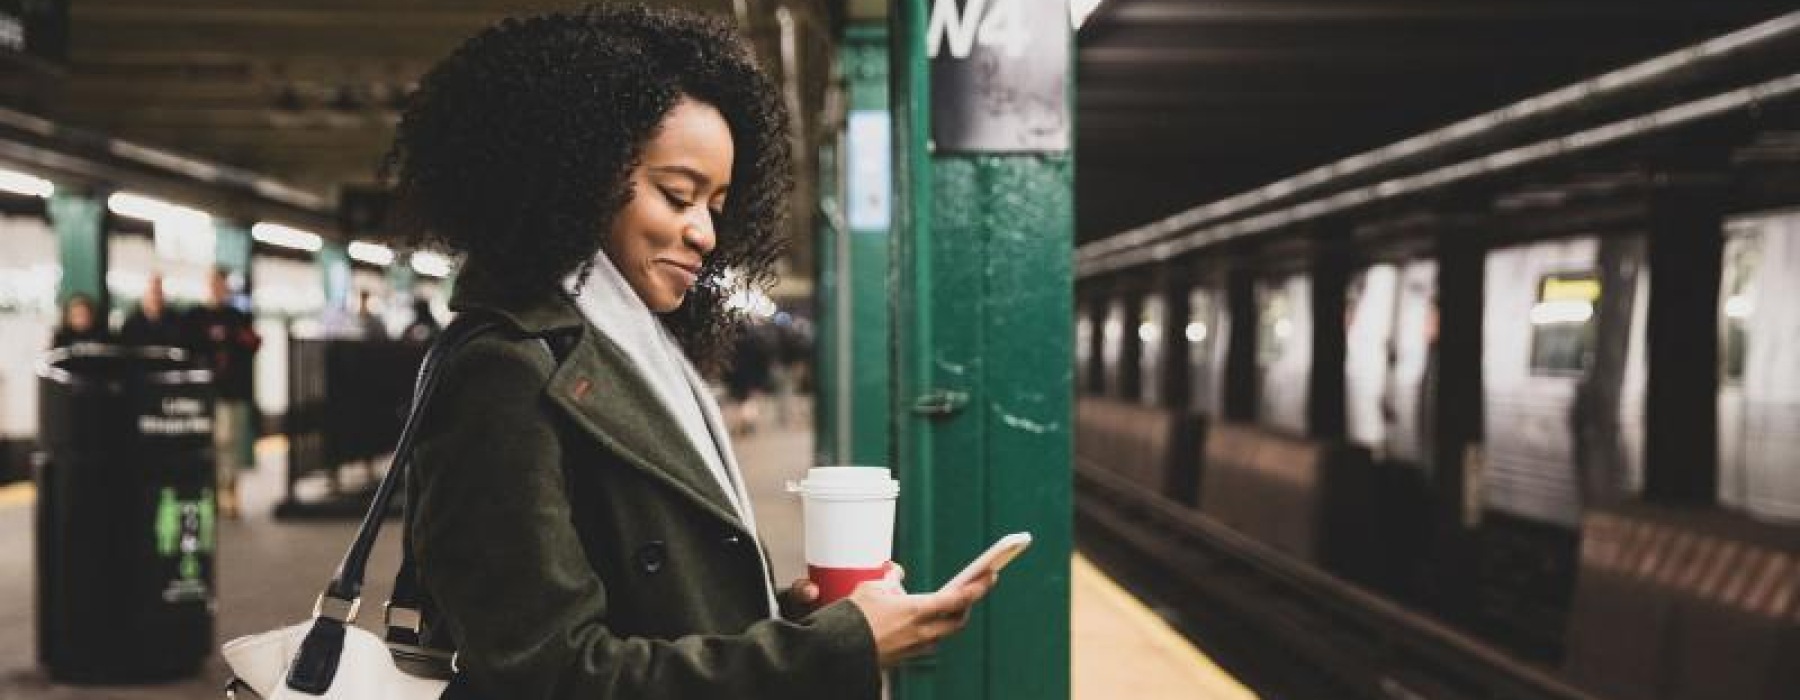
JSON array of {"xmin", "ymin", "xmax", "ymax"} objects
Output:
[
  {"xmin": 1529, "ymin": 300, "xmax": 1595, "ymax": 326},
  {"xmin": 1724, "ymin": 294, "xmax": 1754, "ymax": 319},
  {"xmin": 1185, "ymin": 322, "xmax": 1209, "ymax": 343},
  {"xmin": 108, "ymin": 192, "xmax": 210, "ymax": 224},
  {"xmin": 347, "ymin": 240, "xmax": 395, "ymax": 267},
  {"xmin": 0, "ymin": 168, "xmax": 54, "ymax": 198},
  {"xmin": 251, "ymin": 222, "xmax": 323, "ymax": 253},
  {"xmin": 410, "ymin": 251, "xmax": 452, "ymax": 278}
]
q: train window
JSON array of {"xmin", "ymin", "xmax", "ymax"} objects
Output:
[
  {"xmin": 1101, "ymin": 298, "xmax": 1126, "ymax": 397},
  {"xmin": 1138, "ymin": 295, "xmax": 1166, "ymax": 405},
  {"xmin": 1187, "ymin": 287, "xmax": 1223, "ymax": 414},
  {"xmin": 1075, "ymin": 303, "xmax": 1093, "ymax": 394},
  {"xmin": 1528, "ymin": 271, "xmax": 1600, "ymax": 374},
  {"xmin": 1256, "ymin": 275, "xmax": 1312, "ymax": 434},
  {"xmin": 1719, "ymin": 233, "xmax": 1758, "ymax": 384}
]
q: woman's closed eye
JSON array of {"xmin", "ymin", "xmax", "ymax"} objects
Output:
[{"xmin": 658, "ymin": 186, "xmax": 727, "ymax": 219}]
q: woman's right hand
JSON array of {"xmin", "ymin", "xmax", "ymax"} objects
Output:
[{"xmin": 846, "ymin": 569, "xmax": 997, "ymax": 668}]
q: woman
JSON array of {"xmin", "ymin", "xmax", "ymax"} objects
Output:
[{"xmin": 392, "ymin": 6, "xmax": 992, "ymax": 698}]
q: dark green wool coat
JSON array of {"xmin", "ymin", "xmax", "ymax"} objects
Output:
[{"xmin": 405, "ymin": 273, "xmax": 880, "ymax": 699}]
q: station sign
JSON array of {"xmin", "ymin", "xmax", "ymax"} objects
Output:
[{"xmin": 927, "ymin": 0, "xmax": 1070, "ymax": 154}]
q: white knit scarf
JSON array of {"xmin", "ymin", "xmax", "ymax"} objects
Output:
[{"xmin": 566, "ymin": 252, "xmax": 779, "ymax": 618}]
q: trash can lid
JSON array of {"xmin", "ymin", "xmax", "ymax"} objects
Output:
[{"xmin": 38, "ymin": 343, "xmax": 212, "ymax": 387}]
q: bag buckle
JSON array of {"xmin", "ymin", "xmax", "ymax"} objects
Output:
[
  {"xmin": 312, "ymin": 593, "xmax": 362, "ymax": 623},
  {"xmin": 383, "ymin": 601, "xmax": 422, "ymax": 632}
]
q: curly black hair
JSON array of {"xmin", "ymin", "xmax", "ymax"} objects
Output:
[{"xmin": 386, "ymin": 3, "xmax": 792, "ymax": 372}]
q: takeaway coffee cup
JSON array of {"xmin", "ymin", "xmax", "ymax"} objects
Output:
[{"xmin": 788, "ymin": 466, "xmax": 900, "ymax": 603}]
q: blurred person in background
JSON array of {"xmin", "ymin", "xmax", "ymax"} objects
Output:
[
  {"xmin": 50, "ymin": 293, "xmax": 108, "ymax": 348},
  {"xmin": 402, "ymin": 296, "xmax": 443, "ymax": 342},
  {"xmin": 120, "ymin": 273, "xmax": 186, "ymax": 348},
  {"xmin": 355, "ymin": 289, "xmax": 388, "ymax": 340},
  {"xmin": 187, "ymin": 268, "xmax": 261, "ymax": 518}
]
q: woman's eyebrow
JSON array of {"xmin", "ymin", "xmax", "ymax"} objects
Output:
[{"xmin": 648, "ymin": 164, "xmax": 722, "ymax": 189}]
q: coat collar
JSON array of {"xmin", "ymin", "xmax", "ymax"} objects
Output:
[{"xmin": 449, "ymin": 264, "xmax": 750, "ymax": 535}]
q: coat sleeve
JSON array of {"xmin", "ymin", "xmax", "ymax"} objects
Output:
[{"xmin": 409, "ymin": 337, "xmax": 881, "ymax": 700}]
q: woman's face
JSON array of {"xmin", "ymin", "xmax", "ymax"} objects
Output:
[{"xmin": 604, "ymin": 97, "xmax": 734, "ymax": 313}]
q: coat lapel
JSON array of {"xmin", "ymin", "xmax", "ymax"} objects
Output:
[{"xmin": 543, "ymin": 323, "xmax": 750, "ymax": 534}]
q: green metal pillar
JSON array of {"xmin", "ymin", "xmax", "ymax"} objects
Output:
[
  {"xmin": 214, "ymin": 223, "xmax": 252, "ymax": 277},
  {"xmin": 891, "ymin": 1, "xmax": 1072, "ymax": 698},
  {"xmin": 817, "ymin": 23, "xmax": 895, "ymax": 466},
  {"xmin": 318, "ymin": 241, "xmax": 351, "ymax": 313},
  {"xmin": 50, "ymin": 192, "xmax": 107, "ymax": 313}
]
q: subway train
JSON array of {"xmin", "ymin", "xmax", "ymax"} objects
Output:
[{"xmin": 1071, "ymin": 22, "xmax": 1800, "ymax": 700}]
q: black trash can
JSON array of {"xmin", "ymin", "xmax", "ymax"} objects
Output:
[{"xmin": 35, "ymin": 343, "xmax": 216, "ymax": 682}]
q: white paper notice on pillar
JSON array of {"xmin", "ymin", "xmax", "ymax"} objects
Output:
[
  {"xmin": 847, "ymin": 110, "xmax": 892, "ymax": 230},
  {"xmin": 926, "ymin": 0, "xmax": 1070, "ymax": 153}
]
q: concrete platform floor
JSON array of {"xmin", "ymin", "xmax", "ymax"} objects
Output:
[{"xmin": 0, "ymin": 419, "xmax": 1250, "ymax": 699}]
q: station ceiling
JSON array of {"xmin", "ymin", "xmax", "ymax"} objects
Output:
[
  {"xmin": 1074, "ymin": 0, "xmax": 1795, "ymax": 242},
  {"xmin": 10, "ymin": 0, "xmax": 1794, "ymax": 250}
]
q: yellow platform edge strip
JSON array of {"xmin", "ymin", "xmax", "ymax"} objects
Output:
[{"xmin": 1073, "ymin": 553, "xmax": 1262, "ymax": 700}]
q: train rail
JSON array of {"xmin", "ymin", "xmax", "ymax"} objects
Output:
[{"xmin": 1075, "ymin": 466, "xmax": 1605, "ymax": 700}]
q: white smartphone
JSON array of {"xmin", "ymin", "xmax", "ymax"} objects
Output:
[{"xmin": 938, "ymin": 532, "xmax": 1033, "ymax": 593}]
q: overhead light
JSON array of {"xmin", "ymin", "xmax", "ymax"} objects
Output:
[
  {"xmin": 1724, "ymin": 294, "xmax": 1754, "ymax": 319},
  {"xmin": 410, "ymin": 251, "xmax": 452, "ymax": 278},
  {"xmin": 1071, "ymin": 0, "xmax": 1105, "ymax": 29},
  {"xmin": 347, "ymin": 240, "xmax": 394, "ymax": 266},
  {"xmin": 0, "ymin": 168, "xmax": 54, "ymax": 198},
  {"xmin": 107, "ymin": 191, "xmax": 210, "ymax": 224},
  {"xmin": 251, "ymin": 222, "xmax": 324, "ymax": 252}
]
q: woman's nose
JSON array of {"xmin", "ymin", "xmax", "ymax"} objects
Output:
[{"xmin": 685, "ymin": 209, "xmax": 718, "ymax": 254}]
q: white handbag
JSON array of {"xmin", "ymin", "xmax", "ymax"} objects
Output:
[{"xmin": 220, "ymin": 318, "xmax": 495, "ymax": 699}]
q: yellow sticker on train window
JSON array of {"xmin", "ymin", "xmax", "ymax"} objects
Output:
[{"xmin": 1540, "ymin": 273, "xmax": 1601, "ymax": 303}]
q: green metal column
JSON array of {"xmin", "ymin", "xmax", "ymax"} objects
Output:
[
  {"xmin": 50, "ymin": 192, "xmax": 107, "ymax": 313},
  {"xmin": 214, "ymin": 223, "xmax": 252, "ymax": 277},
  {"xmin": 318, "ymin": 241, "xmax": 351, "ymax": 313},
  {"xmin": 891, "ymin": 2, "xmax": 1072, "ymax": 698},
  {"xmin": 819, "ymin": 23, "xmax": 895, "ymax": 466}
]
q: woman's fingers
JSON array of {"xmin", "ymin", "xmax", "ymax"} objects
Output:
[{"xmin": 789, "ymin": 578, "xmax": 820, "ymax": 603}]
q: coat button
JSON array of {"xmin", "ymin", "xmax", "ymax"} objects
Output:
[{"xmin": 635, "ymin": 541, "xmax": 667, "ymax": 575}]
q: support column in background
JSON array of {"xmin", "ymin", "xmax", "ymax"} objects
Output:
[
  {"xmin": 816, "ymin": 23, "xmax": 893, "ymax": 466},
  {"xmin": 892, "ymin": 1, "xmax": 1072, "ymax": 697},
  {"xmin": 51, "ymin": 192, "xmax": 107, "ymax": 314}
]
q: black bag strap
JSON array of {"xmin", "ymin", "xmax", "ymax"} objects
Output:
[
  {"xmin": 383, "ymin": 330, "xmax": 575, "ymax": 657},
  {"xmin": 284, "ymin": 313, "xmax": 500, "ymax": 694}
]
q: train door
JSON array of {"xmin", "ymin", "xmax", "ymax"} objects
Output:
[
  {"xmin": 1482, "ymin": 236, "xmax": 1648, "ymax": 527},
  {"xmin": 1718, "ymin": 209, "xmax": 1800, "ymax": 522},
  {"xmin": 1345, "ymin": 259, "xmax": 1438, "ymax": 467},
  {"xmin": 1186, "ymin": 285, "xmax": 1228, "ymax": 417},
  {"xmin": 1256, "ymin": 273, "xmax": 1311, "ymax": 434},
  {"xmin": 1075, "ymin": 301, "xmax": 1092, "ymax": 395},
  {"xmin": 1100, "ymin": 297, "xmax": 1127, "ymax": 398},
  {"xmin": 1137, "ymin": 294, "xmax": 1167, "ymax": 406}
]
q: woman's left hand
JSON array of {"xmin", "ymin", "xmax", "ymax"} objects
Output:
[
  {"xmin": 779, "ymin": 563, "xmax": 905, "ymax": 618},
  {"xmin": 779, "ymin": 578, "xmax": 822, "ymax": 618}
]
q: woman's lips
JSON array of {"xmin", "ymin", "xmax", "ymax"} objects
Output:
[{"xmin": 658, "ymin": 259, "xmax": 699, "ymax": 288}]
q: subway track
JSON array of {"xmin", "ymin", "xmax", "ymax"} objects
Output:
[{"xmin": 1074, "ymin": 466, "xmax": 1604, "ymax": 700}]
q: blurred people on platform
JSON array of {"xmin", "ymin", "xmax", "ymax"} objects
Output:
[
  {"xmin": 401, "ymin": 297, "xmax": 441, "ymax": 343},
  {"xmin": 724, "ymin": 319, "xmax": 774, "ymax": 435},
  {"xmin": 187, "ymin": 268, "xmax": 262, "ymax": 518},
  {"xmin": 120, "ymin": 273, "xmax": 186, "ymax": 348},
  {"xmin": 355, "ymin": 289, "xmax": 387, "ymax": 340},
  {"xmin": 50, "ymin": 293, "xmax": 108, "ymax": 348}
]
